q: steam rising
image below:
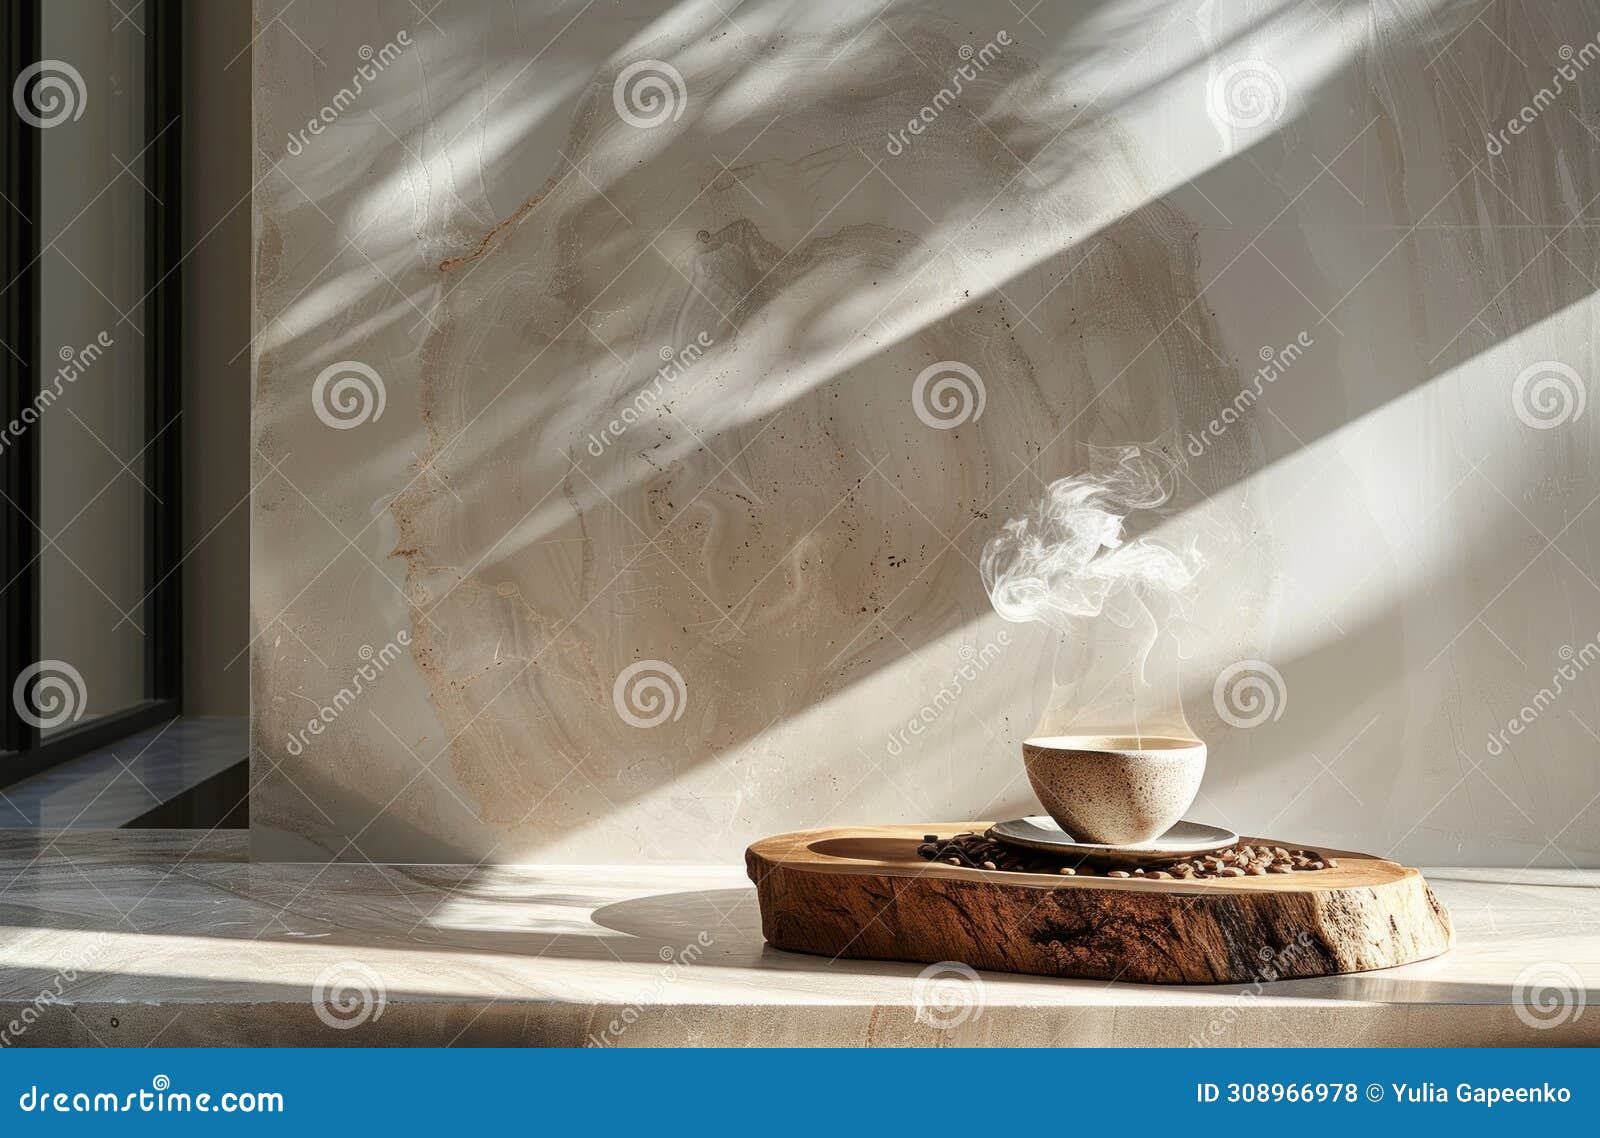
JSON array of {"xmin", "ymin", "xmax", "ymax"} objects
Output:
[{"xmin": 981, "ymin": 445, "xmax": 1198, "ymax": 634}]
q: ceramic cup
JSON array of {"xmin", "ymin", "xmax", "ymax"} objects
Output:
[{"xmin": 1021, "ymin": 735, "xmax": 1206, "ymax": 846}]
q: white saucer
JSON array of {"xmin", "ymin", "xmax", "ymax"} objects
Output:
[{"xmin": 987, "ymin": 817, "xmax": 1239, "ymax": 867}]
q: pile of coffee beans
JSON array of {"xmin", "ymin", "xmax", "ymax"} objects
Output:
[{"xmin": 914, "ymin": 833, "xmax": 1335, "ymax": 879}]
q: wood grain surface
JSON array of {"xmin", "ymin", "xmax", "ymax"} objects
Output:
[{"xmin": 746, "ymin": 823, "xmax": 1455, "ymax": 984}]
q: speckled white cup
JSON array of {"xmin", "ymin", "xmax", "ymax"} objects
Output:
[{"xmin": 1022, "ymin": 735, "xmax": 1206, "ymax": 846}]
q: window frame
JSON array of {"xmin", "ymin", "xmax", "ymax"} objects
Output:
[{"xmin": 1, "ymin": 0, "xmax": 182, "ymax": 789}]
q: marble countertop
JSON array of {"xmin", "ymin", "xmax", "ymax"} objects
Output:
[
  {"xmin": 0, "ymin": 830, "xmax": 1593, "ymax": 1046},
  {"xmin": 0, "ymin": 719, "xmax": 245, "ymax": 828}
]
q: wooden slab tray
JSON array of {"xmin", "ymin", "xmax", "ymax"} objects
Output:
[{"xmin": 746, "ymin": 823, "xmax": 1454, "ymax": 984}]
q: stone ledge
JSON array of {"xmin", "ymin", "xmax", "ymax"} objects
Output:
[{"xmin": 0, "ymin": 831, "xmax": 1593, "ymax": 1047}]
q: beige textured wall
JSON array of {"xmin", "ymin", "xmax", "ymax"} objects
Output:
[{"xmin": 250, "ymin": 0, "xmax": 1600, "ymax": 865}]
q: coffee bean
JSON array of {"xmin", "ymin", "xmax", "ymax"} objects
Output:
[{"xmin": 914, "ymin": 836, "xmax": 1332, "ymax": 879}]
